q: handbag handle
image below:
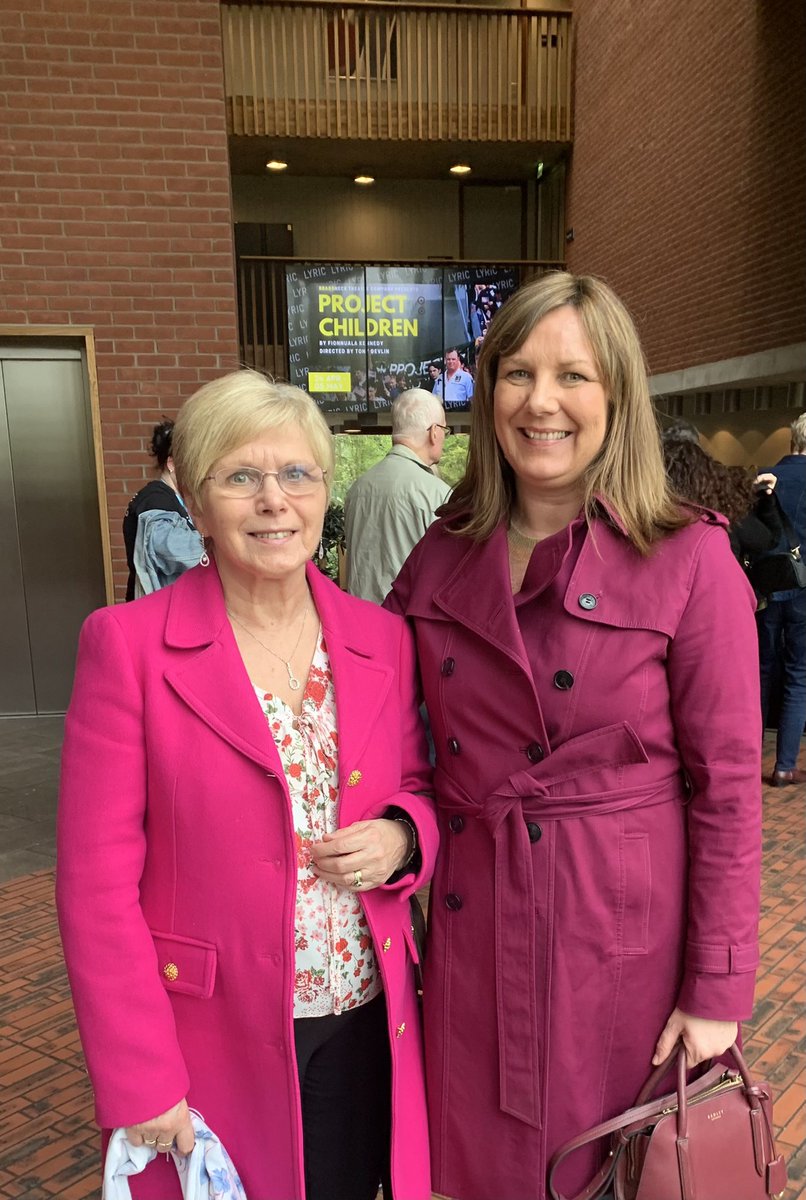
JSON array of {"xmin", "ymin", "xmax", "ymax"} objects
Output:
[{"xmin": 547, "ymin": 1043, "xmax": 762, "ymax": 1200}]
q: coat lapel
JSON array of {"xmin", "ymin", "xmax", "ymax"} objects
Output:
[
  {"xmin": 162, "ymin": 562, "xmax": 395, "ymax": 786},
  {"xmin": 306, "ymin": 564, "xmax": 394, "ymax": 789},
  {"xmin": 430, "ymin": 525, "xmax": 532, "ymax": 673},
  {"xmin": 162, "ymin": 565, "xmax": 284, "ymax": 776}
]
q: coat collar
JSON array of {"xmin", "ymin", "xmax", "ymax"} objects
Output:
[
  {"xmin": 430, "ymin": 526, "xmax": 531, "ymax": 672},
  {"xmin": 387, "ymin": 444, "xmax": 437, "ymax": 475},
  {"xmin": 417, "ymin": 502, "xmax": 712, "ymax": 652},
  {"xmin": 162, "ymin": 562, "xmax": 391, "ymax": 781}
]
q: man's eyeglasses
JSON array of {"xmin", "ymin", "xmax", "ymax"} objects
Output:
[
  {"xmin": 428, "ymin": 423, "xmax": 453, "ymax": 436},
  {"xmin": 203, "ymin": 465, "xmax": 327, "ymax": 497}
]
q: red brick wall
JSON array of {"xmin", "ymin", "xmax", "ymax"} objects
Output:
[
  {"xmin": 566, "ymin": 0, "xmax": 806, "ymax": 376},
  {"xmin": 0, "ymin": 1, "xmax": 239, "ymax": 599}
]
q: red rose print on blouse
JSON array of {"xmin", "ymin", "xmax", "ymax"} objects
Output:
[{"xmin": 254, "ymin": 633, "xmax": 380, "ymax": 1017}]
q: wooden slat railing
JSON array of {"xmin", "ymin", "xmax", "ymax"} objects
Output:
[
  {"xmin": 237, "ymin": 256, "xmax": 565, "ymax": 377},
  {"xmin": 222, "ymin": 2, "xmax": 572, "ymax": 143}
]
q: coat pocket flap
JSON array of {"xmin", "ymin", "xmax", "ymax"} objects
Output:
[{"xmin": 151, "ymin": 930, "xmax": 217, "ymax": 999}]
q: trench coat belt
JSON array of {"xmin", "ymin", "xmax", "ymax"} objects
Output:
[{"xmin": 437, "ymin": 721, "xmax": 684, "ymax": 1130}]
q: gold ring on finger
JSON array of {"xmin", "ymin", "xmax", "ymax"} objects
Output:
[
  {"xmin": 352, "ymin": 869, "xmax": 363, "ymax": 888},
  {"xmin": 143, "ymin": 1137, "xmax": 158, "ymax": 1146}
]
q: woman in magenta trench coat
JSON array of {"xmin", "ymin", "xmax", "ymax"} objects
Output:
[
  {"xmin": 57, "ymin": 372, "xmax": 437, "ymax": 1200},
  {"xmin": 386, "ymin": 274, "xmax": 762, "ymax": 1200}
]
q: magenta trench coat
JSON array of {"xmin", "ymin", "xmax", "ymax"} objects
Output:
[
  {"xmin": 56, "ymin": 561, "xmax": 437, "ymax": 1200},
  {"xmin": 386, "ymin": 510, "xmax": 762, "ymax": 1200}
]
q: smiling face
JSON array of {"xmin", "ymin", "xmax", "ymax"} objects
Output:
[
  {"xmin": 193, "ymin": 427, "xmax": 327, "ymax": 591},
  {"xmin": 445, "ymin": 350, "xmax": 461, "ymax": 374},
  {"xmin": 493, "ymin": 305, "xmax": 609, "ymax": 508}
]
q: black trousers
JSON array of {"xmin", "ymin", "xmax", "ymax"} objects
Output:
[{"xmin": 294, "ymin": 993, "xmax": 392, "ymax": 1200}]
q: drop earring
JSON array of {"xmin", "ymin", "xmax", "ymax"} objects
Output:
[
  {"xmin": 199, "ymin": 549, "xmax": 210, "ymax": 567},
  {"xmin": 317, "ymin": 539, "xmax": 324, "ymax": 559}
]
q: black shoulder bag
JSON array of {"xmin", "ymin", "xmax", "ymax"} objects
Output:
[{"xmin": 747, "ymin": 495, "xmax": 806, "ymax": 595}]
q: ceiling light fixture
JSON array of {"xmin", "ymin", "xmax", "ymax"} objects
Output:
[
  {"xmin": 450, "ymin": 163, "xmax": 472, "ymax": 175},
  {"xmin": 266, "ymin": 159, "xmax": 288, "ymax": 171},
  {"xmin": 354, "ymin": 174, "xmax": 375, "ymax": 185}
]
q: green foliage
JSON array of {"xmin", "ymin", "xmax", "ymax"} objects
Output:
[
  {"xmin": 315, "ymin": 500, "xmax": 346, "ymax": 581},
  {"xmin": 332, "ymin": 435, "xmax": 391, "ymax": 505},
  {"xmin": 439, "ymin": 435, "xmax": 469, "ymax": 488},
  {"xmin": 332, "ymin": 432, "xmax": 468, "ymax": 501}
]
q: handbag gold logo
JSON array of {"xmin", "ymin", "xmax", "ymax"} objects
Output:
[{"xmin": 707, "ymin": 1109, "xmax": 724, "ymax": 1121}]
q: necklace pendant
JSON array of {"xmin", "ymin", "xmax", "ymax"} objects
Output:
[{"xmin": 286, "ymin": 664, "xmax": 301, "ymax": 690}]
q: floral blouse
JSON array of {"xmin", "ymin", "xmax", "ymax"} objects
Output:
[{"xmin": 253, "ymin": 633, "xmax": 381, "ymax": 1018}]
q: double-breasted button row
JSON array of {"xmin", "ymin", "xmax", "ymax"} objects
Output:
[
  {"xmin": 445, "ymin": 893, "xmax": 463, "ymax": 911},
  {"xmin": 449, "ymin": 815, "xmax": 464, "ymax": 833},
  {"xmin": 578, "ymin": 592, "xmax": 598, "ymax": 611},
  {"xmin": 447, "ymin": 737, "xmax": 461, "ymax": 756},
  {"xmin": 553, "ymin": 670, "xmax": 574, "ymax": 690},
  {"xmin": 526, "ymin": 822, "xmax": 542, "ymax": 843},
  {"xmin": 526, "ymin": 741, "xmax": 544, "ymax": 763}
]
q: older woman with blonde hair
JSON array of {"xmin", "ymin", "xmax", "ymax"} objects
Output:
[
  {"xmin": 386, "ymin": 273, "xmax": 763, "ymax": 1200},
  {"xmin": 57, "ymin": 371, "xmax": 437, "ymax": 1200}
]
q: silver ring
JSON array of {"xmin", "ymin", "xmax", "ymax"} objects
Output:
[{"xmin": 352, "ymin": 869, "xmax": 363, "ymax": 889}]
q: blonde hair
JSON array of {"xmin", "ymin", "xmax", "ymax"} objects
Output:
[
  {"xmin": 443, "ymin": 272, "xmax": 689, "ymax": 554},
  {"xmin": 172, "ymin": 370, "xmax": 335, "ymax": 513}
]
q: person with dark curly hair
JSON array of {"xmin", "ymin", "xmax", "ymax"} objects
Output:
[
  {"xmin": 661, "ymin": 424, "xmax": 782, "ymax": 566},
  {"xmin": 122, "ymin": 420, "xmax": 203, "ymax": 601}
]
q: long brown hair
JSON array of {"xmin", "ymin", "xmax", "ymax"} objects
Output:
[{"xmin": 442, "ymin": 272, "xmax": 690, "ymax": 554}]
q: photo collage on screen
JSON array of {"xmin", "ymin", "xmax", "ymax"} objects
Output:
[{"xmin": 285, "ymin": 263, "xmax": 519, "ymax": 414}]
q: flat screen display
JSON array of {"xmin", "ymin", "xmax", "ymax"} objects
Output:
[{"xmin": 286, "ymin": 263, "xmax": 519, "ymax": 413}]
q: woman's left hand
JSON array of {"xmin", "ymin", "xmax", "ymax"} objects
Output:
[
  {"xmin": 652, "ymin": 1007, "xmax": 738, "ymax": 1068},
  {"xmin": 311, "ymin": 819, "xmax": 411, "ymax": 891}
]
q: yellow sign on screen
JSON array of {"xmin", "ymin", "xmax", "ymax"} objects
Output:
[{"xmin": 308, "ymin": 371, "xmax": 352, "ymax": 393}]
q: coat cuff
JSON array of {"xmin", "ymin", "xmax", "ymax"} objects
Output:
[
  {"xmin": 371, "ymin": 792, "xmax": 436, "ymax": 894},
  {"xmin": 677, "ymin": 940, "xmax": 759, "ymax": 1021}
]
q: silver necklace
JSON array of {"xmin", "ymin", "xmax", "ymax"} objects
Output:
[{"xmin": 227, "ymin": 598, "xmax": 310, "ymax": 691}]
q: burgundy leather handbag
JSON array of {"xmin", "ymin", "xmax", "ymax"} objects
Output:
[{"xmin": 548, "ymin": 1044, "xmax": 787, "ymax": 1200}]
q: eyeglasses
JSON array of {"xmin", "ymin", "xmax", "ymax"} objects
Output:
[
  {"xmin": 429, "ymin": 423, "xmax": 453, "ymax": 436},
  {"xmin": 203, "ymin": 465, "xmax": 327, "ymax": 497}
]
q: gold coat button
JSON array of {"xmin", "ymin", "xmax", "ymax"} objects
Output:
[
  {"xmin": 347, "ymin": 770, "xmax": 362, "ymax": 787},
  {"xmin": 163, "ymin": 962, "xmax": 179, "ymax": 982},
  {"xmin": 383, "ymin": 937, "xmax": 392, "ymax": 952},
  {"xmin": 396, "ymin": 1022, "xmax": 406, "ymax": 1038}
]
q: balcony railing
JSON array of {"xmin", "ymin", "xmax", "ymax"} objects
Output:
[
  {"xmin": 237, "ymin": 256, "xmax": 565, "ymax": 380},
  {"xmin": 222, "ymin": 2, "xmax": 572, "ymax": 143}
]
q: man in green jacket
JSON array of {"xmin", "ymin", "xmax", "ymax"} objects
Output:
[{"xmin": 345, "ymin": 389, "xmax": 452, "ymax": 604}]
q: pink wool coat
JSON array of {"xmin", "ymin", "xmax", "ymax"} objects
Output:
[
  {"xmin": 386, "ymin": 510, "xmax": 762, "ymax": 1200},
  {"xmin": 56, "ymin": 561, "xmax": 437, "ymax": 1200}
]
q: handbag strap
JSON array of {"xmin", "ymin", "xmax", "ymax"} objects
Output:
[
  {"xmin": 547, "ymin": 1044, "xmax": 761, "ymax": 1200},
  {"xmin": 770, "ymin": 492, "xmax": 802, "ymax": 555}
]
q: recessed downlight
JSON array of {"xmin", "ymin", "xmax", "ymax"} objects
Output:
[
  {"xmin": 354, "ymin": 174, "xmax": 375, "ymax": 185},
  {"xmin": 450, "ymin": 163, "xmax": 472, "ymax": 175},
  {"xmin": 266, "ymin": 159, "xmax": 288, "ymax": 171}
]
